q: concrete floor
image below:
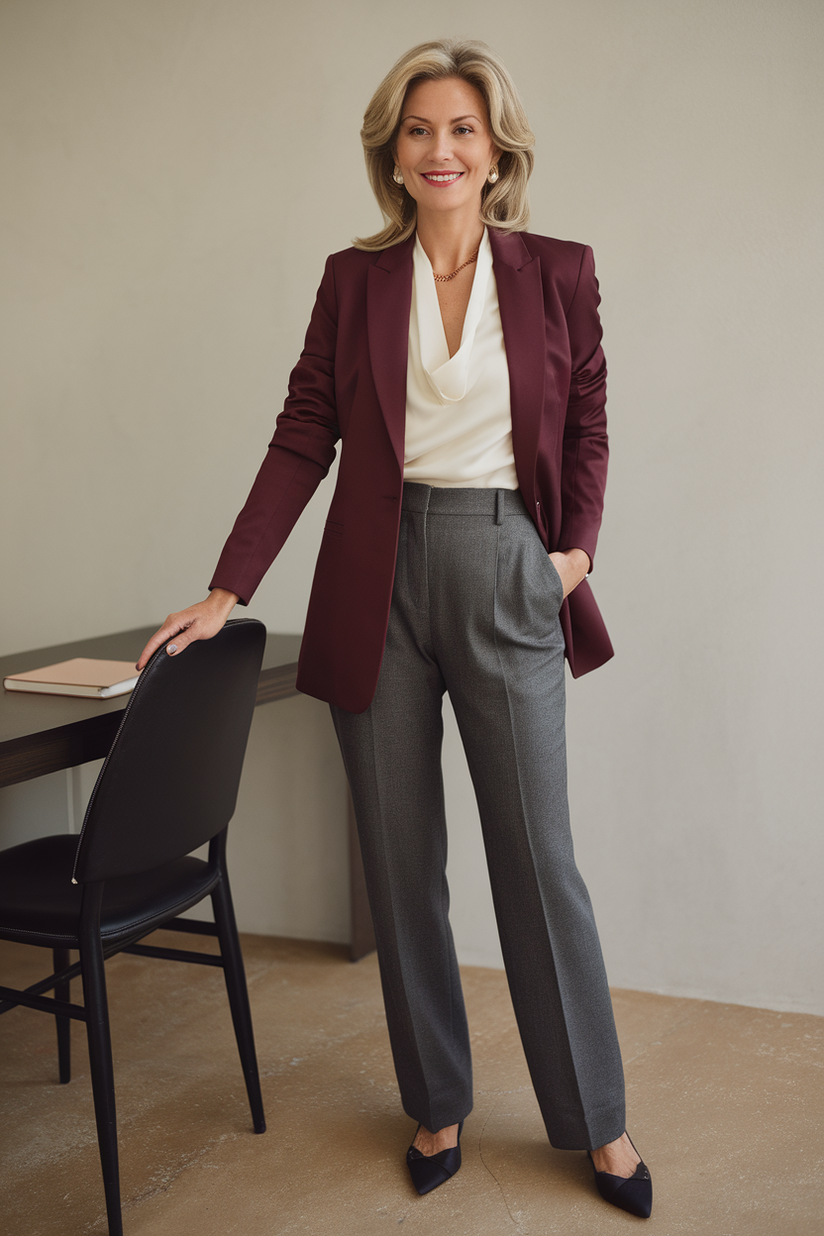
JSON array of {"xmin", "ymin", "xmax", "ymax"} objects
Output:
[{"xmin": 1, "ymin": 932, "xmax": 822, "ymax": 1235}]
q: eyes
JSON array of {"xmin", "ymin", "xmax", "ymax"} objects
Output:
[{"xmin": 405, "ymin": 124, "xmax": 475, "ymax": 138}]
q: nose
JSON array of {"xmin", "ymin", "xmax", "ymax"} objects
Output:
[{"xmin": 430, "ymin": 127, "xmax": 454, "ymax": 162}]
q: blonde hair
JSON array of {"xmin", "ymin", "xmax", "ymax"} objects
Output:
[{"xmin": 356, "ymin": 39, "xmax": 535, "ymax": 251}]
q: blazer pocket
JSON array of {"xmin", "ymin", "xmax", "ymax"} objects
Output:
[{"xmin": 324, "ymin": 519, "xmax": 344, "ymax": 537}]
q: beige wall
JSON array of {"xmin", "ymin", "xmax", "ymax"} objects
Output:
[{"xmin": 1, "ymin": 1, "xmax": 822, "ymax": 1011}]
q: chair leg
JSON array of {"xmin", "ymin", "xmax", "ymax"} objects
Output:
[
  {"xmin": 211, "ymin": 876, "xmax": 266, "ymax": 1133},
  {"xmin": 80, "ymin": 930, "xmax": 123, "ymax": 1236},
  {"xmin": 53, "ymin": 947, "xmax": 72, "ymax": 1084}
]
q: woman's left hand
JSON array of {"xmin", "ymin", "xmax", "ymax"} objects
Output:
[{"xmin": 548, "ymin": 547, "xmax": 590, "ymax": 598}]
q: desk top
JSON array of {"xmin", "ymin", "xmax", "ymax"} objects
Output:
[{"xmin": 0, "ymin": 626, "xmax": 302, "ymax": 789}]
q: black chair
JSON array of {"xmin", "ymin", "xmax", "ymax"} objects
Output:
[{"xmin": 0, "ymin": 618, "xmax": 268, "ymax": 1236}]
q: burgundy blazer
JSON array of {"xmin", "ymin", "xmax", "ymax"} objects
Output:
[{"xmin": 210, "ymin": 228, "xmax": 614, "ymax": 713}]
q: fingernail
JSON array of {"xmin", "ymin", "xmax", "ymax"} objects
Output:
[{"xmin": 167, "ymin": 643, "xmax": 178, "ymax": 654}]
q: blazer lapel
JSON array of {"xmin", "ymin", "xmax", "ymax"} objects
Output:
[
  {"xmin": 367, "ymin": 235, "xmax": 415, "ymax": 469},
  {"xmin": 489, "ymin": 229, "xmax": 548, "ymax": 493},
  {"xmin": 366, "ymin": 230, "xmax": 548, "ymax": 483}
]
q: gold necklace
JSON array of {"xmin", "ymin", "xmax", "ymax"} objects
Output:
[{"xmin": 433, "ymin": 249, "xmax": 479, "ymax": 283}]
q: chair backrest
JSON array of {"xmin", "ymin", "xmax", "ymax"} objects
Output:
[{"xmin": 72, "ymin": 619, "xmax": 266, "ymax": 883}]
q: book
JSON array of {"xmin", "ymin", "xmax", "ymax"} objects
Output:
[{"xmin": 4, "ymin": 658, "xmax": 140, "ymax": 699}]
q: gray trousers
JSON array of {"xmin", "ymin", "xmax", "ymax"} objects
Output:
[{"xmin": 331, "ymin": 483, "xmax": 625, "ymax": 1150}]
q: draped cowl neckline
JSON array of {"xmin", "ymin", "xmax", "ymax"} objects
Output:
[{"xmin": 412, "ymin": 229, "xmax": 494, "ymax": 405}]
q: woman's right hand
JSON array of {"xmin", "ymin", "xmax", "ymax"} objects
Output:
[{"xmin": 135, "ymin": 588, "xmax": 240, "ymax": 671}]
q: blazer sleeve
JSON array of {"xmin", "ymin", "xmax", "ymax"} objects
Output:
[
  {"xmin": 557, "ymin": 244, "xmax": 608, "ymax": 569},
  {"xmin": 209, "ymin": 256, "xmax": 341, "ymax": 604}
]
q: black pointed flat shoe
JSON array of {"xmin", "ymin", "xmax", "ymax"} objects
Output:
[
  {"xmin": 406, "ymin": 1121, "xmax": 464, "ymax": 1195},
  {"xmin": 588, "ymin": 1136, "xmax": 652, "ymax": 1219}
]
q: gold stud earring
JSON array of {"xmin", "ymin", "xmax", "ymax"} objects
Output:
[
  {"xmin": 393, "ymin": 166, "xmax": 404, "ymax": 185},
  {"xmin": 487, "ymin": 165, "xmax": 499, "ymax": 185}
]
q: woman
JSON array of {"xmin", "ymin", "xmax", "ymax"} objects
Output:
[{"xmin": 138, "ymin": 39, "xmax": 652, "ymax": 1219}]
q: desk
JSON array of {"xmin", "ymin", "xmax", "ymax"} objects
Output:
[{"xmin": 0, "ymin": 627, "xmax": 374, "ymax": 959}]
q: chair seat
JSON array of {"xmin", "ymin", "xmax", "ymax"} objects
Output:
[{"xmin": 0, "ymin": 835, "xmax": 218, "ymax": 948}]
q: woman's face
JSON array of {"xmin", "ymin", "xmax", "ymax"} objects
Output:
[{"xmin": 394, "ymin": 77, "xmax": 499, "ymax": 222}]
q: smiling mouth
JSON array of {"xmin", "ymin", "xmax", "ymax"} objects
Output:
[{"xmin": 422, "ymin": 171, "xmax": 464, "ymax": 184}]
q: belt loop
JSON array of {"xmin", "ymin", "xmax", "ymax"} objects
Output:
[{"xmin": 495, "ymin": 489, "xmax": 504, "ymax": 525}]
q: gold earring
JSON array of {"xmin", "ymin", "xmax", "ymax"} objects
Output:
[
  {"xmin": 487, "ymin": 165, "xmax": 499, "ymax": 185},
  {"xmin": 393, "ymin": 166, "xmax": 404, "ymax": 185}
]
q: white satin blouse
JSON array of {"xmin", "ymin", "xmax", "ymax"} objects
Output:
[{"xmin": 403, "ymin": 229, "xmax": 518, "ymax": 490}]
